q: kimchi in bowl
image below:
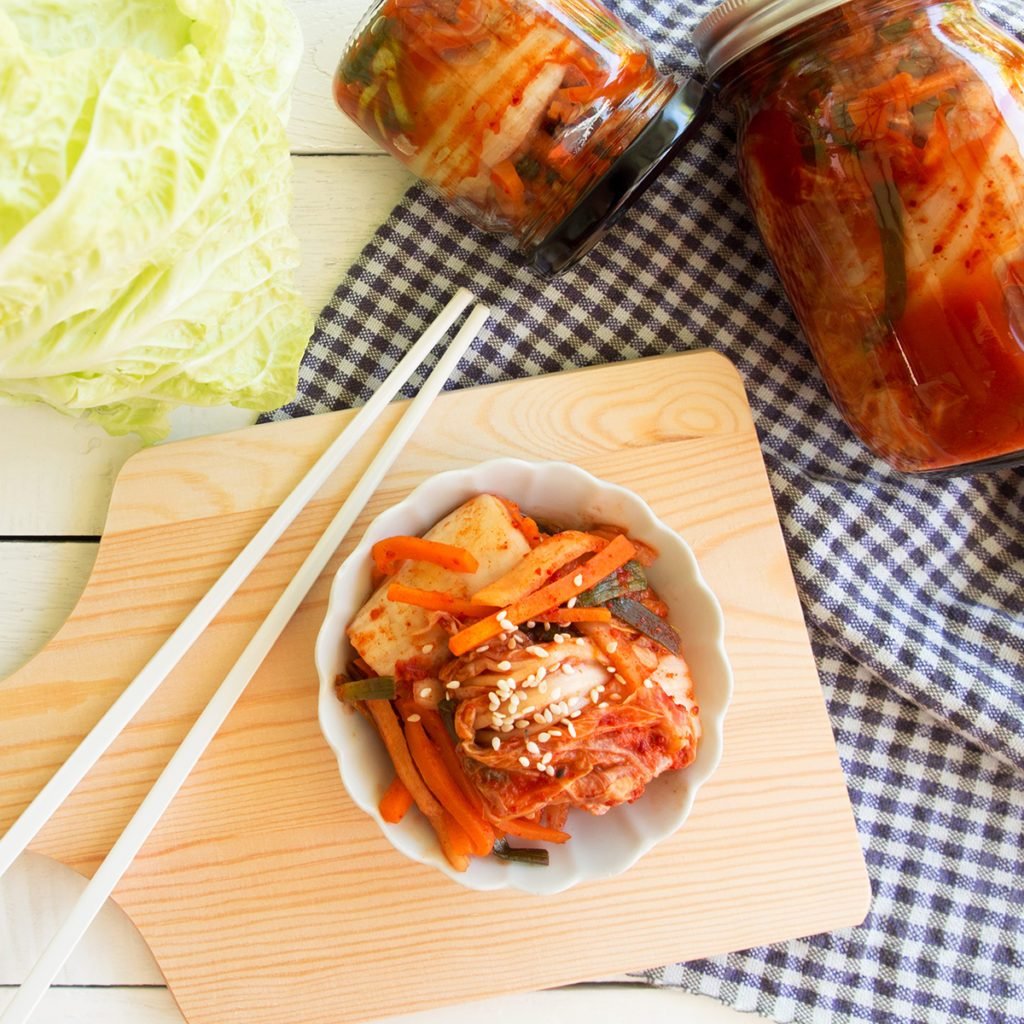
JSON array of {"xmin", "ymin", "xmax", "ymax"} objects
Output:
[{"xmin": 316, "ymin": 459, "xmax": 732, "ymax": 893}]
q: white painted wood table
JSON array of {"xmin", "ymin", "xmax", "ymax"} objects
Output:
[{"xmin": 0, "ymin": 2, "xmax": 752, "ymax": 1022}]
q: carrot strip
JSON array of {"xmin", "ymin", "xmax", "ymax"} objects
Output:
[
  {"xmin": 405, "ymin": 720, "xmax": 494, "ymax": 857},
  {"xmin": 533, "ymin": 607, "xmax": 612, "ymax": 624},
  {"xmin": 418, "ymin": 709, "xmax": 486, "ymax": 815},
  {"xmin": 443, "ymin": 812, "xmax": 473, "ymax": 865},
  {"xmin": 497, "ymin": 497, "xmax": 543, "ymax": 547},
  {"xmin": 364, "ymin": 700, "xmax": 467, "ymax": 871},
  {"xmin": 372, "ymin": 536, "xmax": 479, "ymax": 576},
  {"xmin": 386, "ymin": 582, "xmax": 497, "ymax": 617},
  {"xmin": 449, "ymin": 534, "xmax": 636, "ymax": 656},
  {"xmin": 577, "ymin": 622, "xmax": 647, "ymax": 689},
  {"xmin": 471, "ymin": 530, "xmax": 606, "ymax": 607},
  {"xmin": 379, "ymin": 775, "xmax": 413, "ymax": 823},
  {"xmin": 490, "ymin": 159, "xmax": 526, "ymax": 215},
  {"xmin": 500, "ymin": 817, "xmax": 571, "ymax": 844}
]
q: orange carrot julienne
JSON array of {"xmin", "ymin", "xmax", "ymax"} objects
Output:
[
  {"xmin": 533, "ymin": 607, "xmax": 612, "ymax": 624},
  {"xmin": 417, "ymin": 709, "xmax": 486, "ymax": 815},
  {"xmin": 497, "ymin": 497, "xmax": 543, "ymax": 548},
  {"xmin": 379, "ymin": 775, "xmax": 413, "ymax": 823},
  {"xmin": 406, "ymin": 720, "xmax": 494, "ymax": 857},
  {"xmin": 365, "ymin": 700, "xmax": 467, "ymax": 871},
  {"xmin": 449, "ymin": 534, "xmax": 636, "ymax": 656},
  {"xmin": 372, "ymin": 536, "xmax": 478, "ymax": 576},
  {"xmin": 490, "ymin": 159, "xmax": 525, "ymax": 210},
  {"xmin": 386, "ymin": 582, "xmax": 497, "ymax": 618},
  {"xmin": 499, "ymin": 817, "xmax": 571, "ymax": 844}
]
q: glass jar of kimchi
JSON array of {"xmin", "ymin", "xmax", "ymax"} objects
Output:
[
  {"xmin": 694, "ymin": 0, "xmax": 1024, "ymax": 474},
  {"xmin": 334, "ymin": 0, "xmax": 706, "ymax": 274}
]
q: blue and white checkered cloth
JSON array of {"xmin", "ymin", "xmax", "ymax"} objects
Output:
[{"xmin": 262, "ymin": 1, "xmax": 1024, "ymax": 1019}]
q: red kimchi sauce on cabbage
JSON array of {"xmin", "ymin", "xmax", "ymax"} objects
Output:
[{"xmin": 728, "ymin": 0, "xmax": 1024, "ymax": 472}]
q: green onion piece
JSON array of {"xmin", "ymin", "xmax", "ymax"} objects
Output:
[
  {"xmin": 869, "ymin": 178, "xmax": 908, "ymax": 324},
  {"xmin": 336, "ymin": 676, "xmax": 396, "ymax": 702},
  {"xmin": 437, "ymin": 697, "xmax": 459, "ymax": 743},
  {"xmin": 492, "ymin": 837, "xmax": 549, "ymax": 866},
  {"xmin": 608, "ymin": 597, "xmax": 681, "ymax": 655},
  {"xmin": 385, "ymin": 78, "xmax": 413, "ymax": 131},
  {"xmin": 878, "ymin": 18, "xmax": 913, "ymax": 43},
  {"xmin": 576, "ymin": 560, "xmax": 647, "ymax": 607}
]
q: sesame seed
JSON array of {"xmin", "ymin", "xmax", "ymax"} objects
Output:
[
  {"xmin": 419, "ymin": 687, "xmax": 432, "ymax": 698},
  {"xmin": 520, "ymin": 705, "xmax": 536, "ymax": 717},
  {"xmin": 526, "ymin": 740, "xmax": 541, "ymax": 755},
  {"xmin": 536, "ymin": 762, "xmax": 546, "ymax": 772},
  {"xmin": 488, "ymin": 693, "xmax": 500, "ymax": 709},
  {"xmin": 542, "ymin": 752, "xmax": 553, "ymax": 765},
  {"xmin": 491, "ymin": 736, "xmax": 501, "ymax": 751},
  {"xmin": 421, "ymin": 643, "xmax": 434, "ymax": 654},
  {"xmin": 607, "ymin": 641, "xmax": 619, "ymax": 653},
  {"xmin": 538, "ymin": 681, "xmax": 548, "ymax": 693},
  {"xmin": 571, "ymin": 710, "xmax": 582, "ymax": 718},
  {"xmin": 407, "ymin": 713, "xmax": 421, "ymax": 722},
  {"xmin": 563, "ymin": 663, "xmax": 576, "ymax": 675},
  {"xmin": 589, "ymin": 688, "xmax": 600, "ymax": 703},
  {"xmin": 519, "ymin": 756, "xmax": 531, "ymax": 768},
  {"xmin": 644, "ymin": 678, "xmax": 654, "ymax": 689},
  {"xmin": 536, "ymin": 666, "xmax": 548, "ymax": 680},
  {"xmin": 527, "ymin": 645, "xmax": 547, "ymax": 657},
  {"xmin": 573, "ymin": 574, "xmax": 584, "ymax": 587},
  {"xmin": 551, "ymin": 688, "xmax": 562, "ymax": 700},
  {"xmin": 506, "ymin": 639, "xmax": 517, "ymax": 650},
  {"xmin": 446, "ymin": 680, "xmax": 461, "ymax": 690},
  {"xmin": 596, "ymin": 684, "xmax": 606, "ymax": 693},
  {"xmin": 527, "ymin": 620, "xmax": 537, "ymax": 628},
  {"xmin": 538, "ymin": 732, "xmax": 550, "ymax": 742},
  {"xmin": 516, "ymin": 720, "xmax": 529, "ymax": 729},
  {"xmin": 543, "ymin": 709, "xmax": 554, "ymax": 723},
  {"xmin": 497, "ymin": 660, "xmax": 512, "ymax": 671},
  {"xmin": 575, "ymin": 637, "xmax": 586, "ymax": 647},
  {"xmin": 550, "ymin": 729, "xmax": 563, "ymax": 737},
  {"xmin": 502, "ymin": 722, "xmax": 515, "ymax": 732},
  {"xmin": 567, "ymin": 722, "xmax": 577, "ymax": 738},
  {"xmin": 502, "ymin": 621, "xmax": 517, "ymax": 633},
  {"xmin": 599, "ymin": 701, "xmax": 609, "ymax": 708},
  {"xmin": 476, "ymin": 645, "xmax": 488, "ymax": 653},
  {"xmin": 533, "ymin": 714, "xmax": 546, "ymax": 725},
  {"xmin": 611, "ymin": 693, "xmax": 623, "ymax": 702},
  {"xmin": 566, "ymin": 596, "xmax": 578, "ymax": 609},
  {"xmin": 546, "ymin": 766, "xmax": 556, "ymax": 777}
]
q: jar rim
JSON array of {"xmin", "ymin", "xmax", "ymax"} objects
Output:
[{"xmin": 692, "ymin": 0, "xmax": 854, "ymax": 80}]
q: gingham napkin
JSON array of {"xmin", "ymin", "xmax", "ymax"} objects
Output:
[{"xmin": 261, "ymin": 2, "xmax": 1024, "ymax": 1020}]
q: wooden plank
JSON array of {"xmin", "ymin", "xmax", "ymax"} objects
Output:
[
  {"xmin": 0, "ymin": 986, "xmax": 751, "ymax": 1024},
  {"xmin": 0, "ymin": 544, "xmax": 98, "ymax": 680},
  {"xmin": 0, "ymin": 353, "xmax": 868, "ymax": 1024},
  {"xmin": 287, "ymin": 0, "xmax": 388, "ymax": 155},
  {"xmin": 0, "ymin": 155, "xmax": 410, "ymax": 537}
]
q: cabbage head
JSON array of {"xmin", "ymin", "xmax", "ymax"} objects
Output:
[{"xmin": 0, "ymin": 1, "xmax": 313, "ymax": 441}]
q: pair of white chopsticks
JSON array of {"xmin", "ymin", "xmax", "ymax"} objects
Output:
[{"xmin": 0, "ymin": 288, "xmax": 490, "ymax": 1024}]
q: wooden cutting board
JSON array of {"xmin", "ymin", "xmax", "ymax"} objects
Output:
[{"xmin": 0, "ymin": 351, "xmax": 870, "ymax": 1024}]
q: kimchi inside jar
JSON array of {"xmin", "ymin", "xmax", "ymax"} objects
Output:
[
  {"xmin": 717, "ymin": 0, "xmax": 1024, "ymax": 473},
  {"xmin": 334, "ymin": 0, "xmax": 679, "ymax": 264}
]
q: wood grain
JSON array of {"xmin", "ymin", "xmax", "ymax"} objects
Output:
[{"xmin": 0, "ymin": 352, "xmax": 869, "ymax": 1024}]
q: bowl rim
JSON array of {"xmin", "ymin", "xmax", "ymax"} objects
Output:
[{"xmin": 315, "ymin": 457, "xmax": 733, "ymax": 894}]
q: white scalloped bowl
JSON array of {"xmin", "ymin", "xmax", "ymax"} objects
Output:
[{"xmin": 316, "ymin": 459, "xmax": 732, "ymax": 894}]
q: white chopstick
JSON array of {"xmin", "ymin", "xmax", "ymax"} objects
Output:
[
  {"xmin": 0, "ymin": 302, "xmax": 491, "ymax": 1024},
  {"xmin": 0, "ymin": 287, "xmax": 475, "ymax": 883}
]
